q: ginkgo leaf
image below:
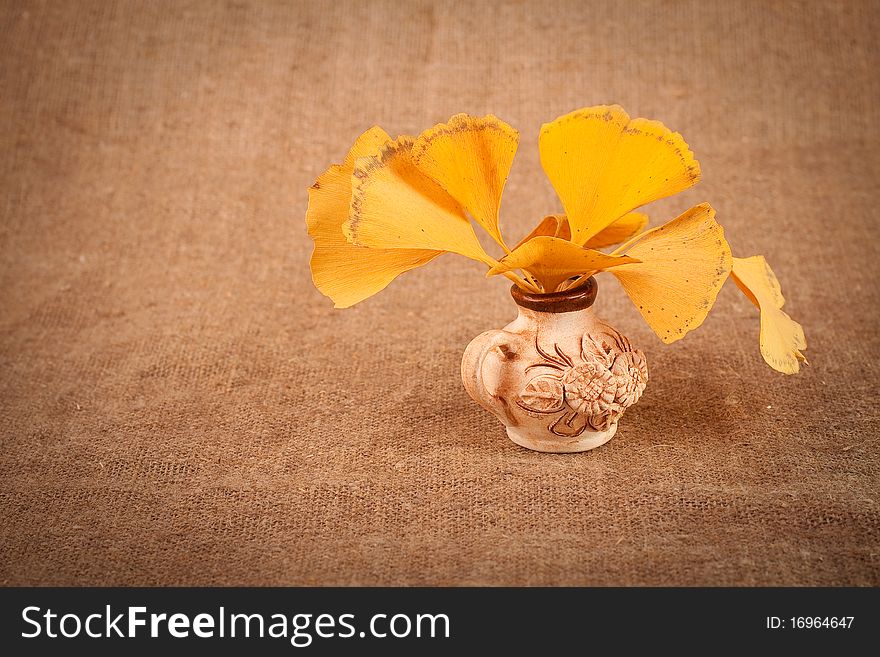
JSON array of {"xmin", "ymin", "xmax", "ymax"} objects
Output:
[
  {"xmin": 488, "ymin": 236, "xmax": 639, "ymax": 293},
  {"xmin": 586, "ymin": 212, "xmax": 648, "ymax": 249},
  {"xmin": 307, "ymin": 127, "xmax": 442, "ymax": 308},
  {"xmin": 539, "ymin": 105, "xmax": 700, "ymax": 245},
  {"xmin": 730, "ymin": 255, "xmax": 807, "ymax": 374},
  {"xmin": 411, "ymin": 114, "xmax": 518, "ymax": 250},
  {"xmin": 514, "ymin": 214, "xmax": 570, "ymax": 249},
  {"xmin": 344, "ymin": 136, "xmax": 494, "ymax": 266},
  {"xmin": 610, "ymin": 203, "xmax": 731, "ymax": 343},
  {"xmin": 514, "ymin": 211, "xmax": 646, "ymax": 250}
]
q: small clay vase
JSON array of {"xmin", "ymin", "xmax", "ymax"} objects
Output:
[{"xmin": 461, "ymin": 278, "xmax": 648, "ymax": 453}]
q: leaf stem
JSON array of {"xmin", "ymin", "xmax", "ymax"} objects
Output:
[
  {"xmin": 503, "ymin": 270, "xmax": 542, "ymax": 293},
  {"xmin": 479, "ymin": 253, "xmax": 541, "ymax": 293}
]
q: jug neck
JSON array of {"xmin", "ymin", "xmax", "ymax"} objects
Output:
[{"xmin": 509, "ymin": 277, "xmax": 598, "ymax": 331}]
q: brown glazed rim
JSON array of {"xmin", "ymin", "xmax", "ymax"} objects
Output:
[{"xmin": 510, "ymin": 276, "xmax": 597, "ymax": 313}]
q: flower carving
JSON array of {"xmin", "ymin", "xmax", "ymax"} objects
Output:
[
  {"xmin": 612, "ymin": 351, "xmax": 648, "ymax": 407},
  {"xmin": 516, "ymin": 328, "xmax": 648, "ymax": 435},
  {"xmin": 562, "ymin": 362, "xmax": 615, "ymax": 416}
]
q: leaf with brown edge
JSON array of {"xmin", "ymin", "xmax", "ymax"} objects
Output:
[
  {"xmin": 731, "ymin": 255, "xmax": 807, "ymax": 374},
  {"xmin": 610, "ymin": 203, "xmax": 732, "ymax": 344},
  {"xmin": 488, "ymin": 236, "xmax": 639, "ymax": 293},
  {"xmin": 306, "ymin": 127, "xmax": 442, "ymax": 308},
  {"xmin": 411, "ymin": 114, "xmax": 518, "ymax": 250},
  {"xmin": 343, "ymin": 136, "xmax": 494, "ymax": 266},
  {"xmin": 539, "ymin": 105, "xmax": 700, "ymax": 245}
]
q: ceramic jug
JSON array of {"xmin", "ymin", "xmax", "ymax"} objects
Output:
[{"xmin": 461, "ymin": 278, "xmax": 648, "ymax": 453}]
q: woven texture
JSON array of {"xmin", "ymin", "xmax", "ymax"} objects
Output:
[{"xmin": 1, "ymin": 0, "xmax": 878, "ymax": 586}]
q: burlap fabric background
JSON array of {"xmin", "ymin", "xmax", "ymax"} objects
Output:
[{"xmin": 1, "ymin": 0, "xmax": 878, "ymax": 586}]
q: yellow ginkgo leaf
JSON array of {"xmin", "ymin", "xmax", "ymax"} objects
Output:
[
  {"xmin": 488, "ymin": 236, "xmax": 639, "ymax": 293},
  {"xmin": 610, "ymin": 203, "xmax": 731, "ymax": 343},
  {"xmin": 730, "ymin": 255, "xmax": 807, "ymax": 374},
  {"xmin": 586, "ymin": 212, "xmax": 648, "ymax": 249},
  {"xmin": 307, "ymin": 127, "xmax": 442, "ymax": 308},
  {"xmin": 411, "ymin": 114, "xmax": 518, "ymax": 250},
  {"xmin": 344, "ymin": 136, "xmax": 494, "ymax": 266},
  {"xmin": 513, "ymin": 214, "xmax": 570, "ymax": 249},
  {"xmin": 514, "ymin": 211, "xmax": 646, "ymax": 250},
  {"xmin": 539, "ymin": 105, "xmax": 700, "ymax": 245}
]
